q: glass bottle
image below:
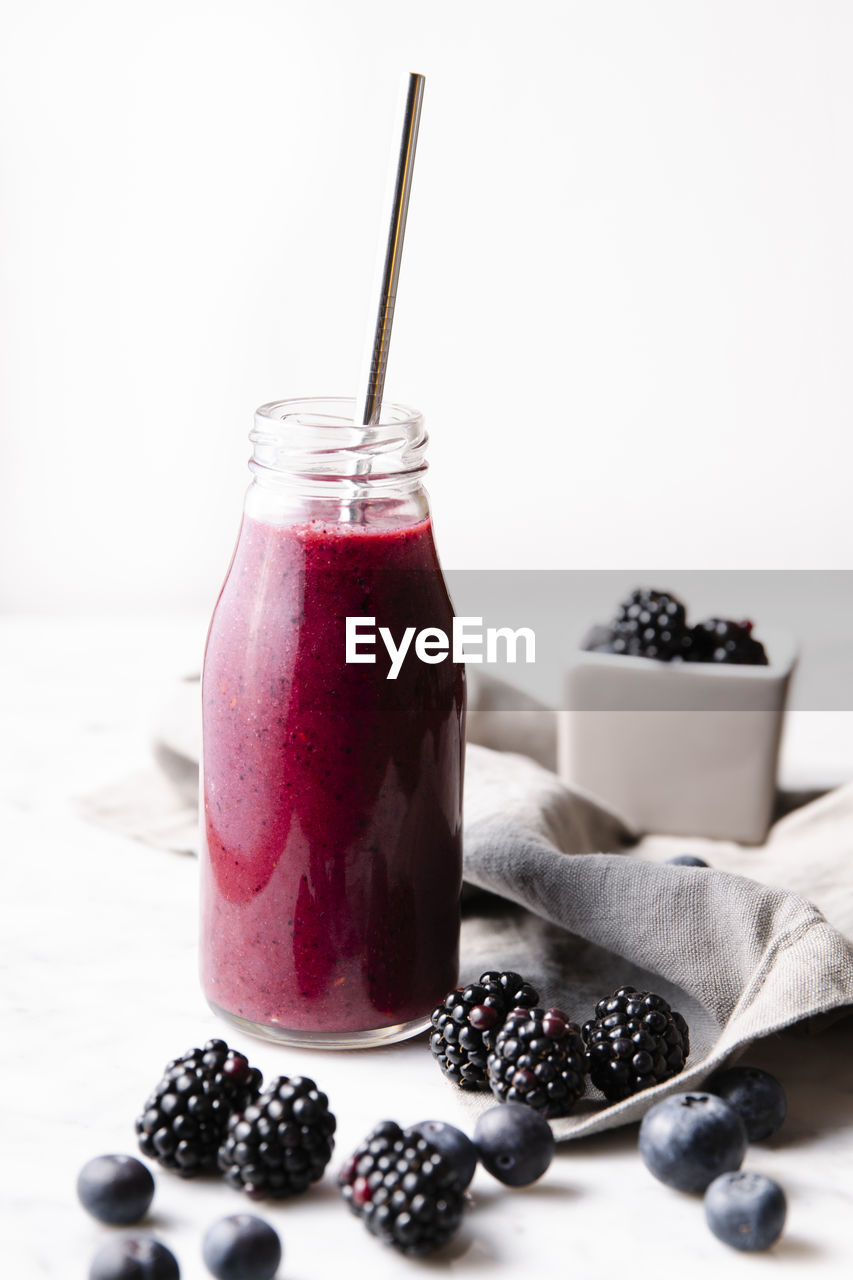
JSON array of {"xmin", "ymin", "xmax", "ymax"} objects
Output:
[{"xmin": 200, "ymin": 397, "xmax": 465, "ymax": 1047}]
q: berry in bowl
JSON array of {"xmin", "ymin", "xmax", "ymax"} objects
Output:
[
  {"xmin": 583, "ymin": 588, "xmax": 769, "ymax": 666},
  {"xmin": 558, "ymin": 588, "xmax": 796, "ymax": 843}
]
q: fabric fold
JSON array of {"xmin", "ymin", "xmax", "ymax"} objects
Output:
[{"xmin": 457, "ymin": 745, "xmax": 853, "ymax": 1138}]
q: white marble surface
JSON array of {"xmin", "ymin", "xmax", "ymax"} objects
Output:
[{"xmin": 2, "ymin": 616, "xmax": 852, "ymax": 1279}]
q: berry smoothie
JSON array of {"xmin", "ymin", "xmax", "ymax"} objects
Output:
[{"xmin": 200, "ymin": 512, "xmax": 464, "ymax": 1040}]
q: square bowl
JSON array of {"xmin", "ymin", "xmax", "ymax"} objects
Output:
[{"xmin": 557, "ymin": 630, "xmax": 797, "ymax": 844}]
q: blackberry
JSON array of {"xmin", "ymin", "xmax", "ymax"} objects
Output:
[
  {"xmin": 338, "ymin": 1120, "xmax": 465, "ymax": 1257},
  {"xmin": 610, "ymin": 588, "xmax": 689, "ymax": 661},
  {"xmin": 487, "ymin": 1007, "xmax": 587, "ymax": 1118},
  {"xmin": 687, "ymin": 618, "xmax": 768, "ymax": 665},
  {"xmin": 218, "ymin": 1075, "xmax": 335, "ymax": 1199},
  {"xmin": 135, "ymin": 1039, "xmax": 262, "ymax": 1177},
  {"xmin": 582, "ymin": 985, "xmax": 689, "ymax": 1102},
  {"xmin": 429, "ymin": 969, "xmax": 539, "ymax": 1090}
]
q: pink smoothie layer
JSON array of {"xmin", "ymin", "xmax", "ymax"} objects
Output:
[{"xmin": 200, "ymin": 512, "xmax": 464, "ymax": 1033}]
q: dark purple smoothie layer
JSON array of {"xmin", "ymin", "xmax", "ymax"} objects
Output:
[{"xmin": 200, "ymin": 513, "xmax": 464, "ymax": 1033}]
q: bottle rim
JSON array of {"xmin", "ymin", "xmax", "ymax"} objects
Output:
[
  {"xmin": 250, "ymin": 397, "xmax": 428, "ymax": 487},
  {"xmin": 254, "ymin": 396, "xmax": 424, "ymax": 439}
]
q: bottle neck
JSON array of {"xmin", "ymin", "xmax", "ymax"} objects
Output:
[{"xmin": 246, "ymin": 397, "xmax": 430, "ymax": 527}]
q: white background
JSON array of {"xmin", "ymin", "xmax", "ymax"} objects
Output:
[{"xmin": 2, "ymin": 0, "xmax": 853, "ymax": 614}]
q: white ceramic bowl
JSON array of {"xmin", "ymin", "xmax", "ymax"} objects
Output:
[{"xmin": 557, "ymin": 630, "xmax": 797, "ymax": 844}]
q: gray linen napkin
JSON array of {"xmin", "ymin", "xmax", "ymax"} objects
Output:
[{"xmin": 77, "ymin": 672, "xmax": 853, "ymax": 1138}]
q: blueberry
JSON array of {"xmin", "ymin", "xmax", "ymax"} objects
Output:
[
  {"xmin": 89, "ymin": 1235, "xmax": 179, "ymax": 1280},
  {"xmin": 705, "ymin": 1171, "xmax": 787, "ymax": 1251},
  {"xmin": 202, "ymin": 1214, "xmax": 281, "ymax": 1280},
  {"xmin": 706, "ymin": 1066, "xmax": 787, "ymax": 1142},
  {"xmin": 408, "ymin": 1120, "xmax": 478, "ymax": 1189},
  {"xmin": 638, "ymin": 1092, "xmax": 747, "ymax": 1192},
  {"xmin": 77, "ymin": 1155, "xmax": 155, "ymax": 1225},
  {"xmin": 667, "ymin": 854, "xmax": 709, "ymax": 867},
  {"xmin": 473, "ymin": 1102, "xmax": 554, "ymax": 1187}
]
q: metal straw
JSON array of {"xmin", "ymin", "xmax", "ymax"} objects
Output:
[{"xmin": 355, "ymin": 72, "xmax": 426, "ymax": 428}]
